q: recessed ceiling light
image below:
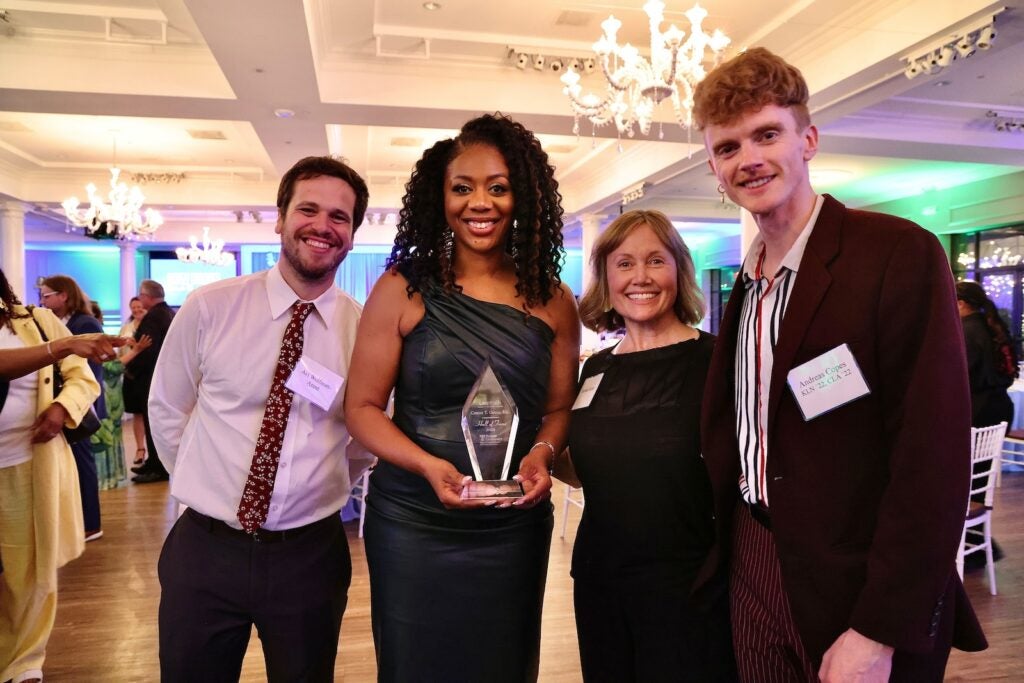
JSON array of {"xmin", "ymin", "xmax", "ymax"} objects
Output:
[
  {"xmin": 274, "ymin": 109, "xmax": 296, "ymax": 119},
  {"xmin": 423, "ymin": 2, "xmax": 441, "ymax": 10},
  {"xmin": 933, "ymin": 80, "xmax": 951, "ymax": 87}
]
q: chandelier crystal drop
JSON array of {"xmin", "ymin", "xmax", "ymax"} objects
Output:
[
  {"xmin": 61, "ymin": 139, "xmax": 164, "ymax": 240},
  {"xmin": 176, "ymin": 226, "xmax": 236, "ymax": 267},
  {"xmin": 560, "ymin": 1, "xmax": 730, "ymax": 137}
]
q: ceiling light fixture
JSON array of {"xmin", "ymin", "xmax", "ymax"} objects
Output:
[
  {"xmin": 61, "ymin": 135, "xmax": 164, "ymax": 240},
  {"xmin": 903, "ymin": 10, "xmax": 1004, "ymax": 80},
  {"xmin": 507, "ymin": 49, "xmax": 530, "ymax": 70},
  {"xmin": 176, "ymin": 226, "xmax": 236, "ymax": 266},
  {"xmin": 560, "ymin": 1, "xmax": 730, "ymax": 138},
  {"xmin": 422, "ymin": 1, "xmax": 441, "ymax": 10},
  {"xmin": 993, "ymin": 115, "xmax": 1024, "ymax": 132}
]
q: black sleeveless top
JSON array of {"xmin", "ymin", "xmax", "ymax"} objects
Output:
[{"xmin": 370, "ymin": 282, "xmax": 555, "ymax": 523}]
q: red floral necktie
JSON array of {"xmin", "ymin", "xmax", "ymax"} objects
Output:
[{"xmin": 237, "ymin": 301, "xmax": 315, "ymax": 533}]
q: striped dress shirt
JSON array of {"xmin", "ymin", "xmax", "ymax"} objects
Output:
[{"xmin": 735, "ymin": 196, "xmax": 824, "ymax": 507}]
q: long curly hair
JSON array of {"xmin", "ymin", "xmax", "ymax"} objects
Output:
[
  {"xmin": 0, "ymin": 267, "xmax": 29, "ymax": 330},
  {"xmin": 957, "ymin": 280, "xmax": 1019, "ymax": 379},
  {"xmin": 388, "ymin": 113, "xmax": 565, "ymax": 308}
]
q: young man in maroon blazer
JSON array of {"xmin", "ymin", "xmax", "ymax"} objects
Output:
[{"xmin": 691, "ymin": 48, "xmax": 987, "ymax": 682}]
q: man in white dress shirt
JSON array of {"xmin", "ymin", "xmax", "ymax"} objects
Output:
[{"xmin": 150, "ymin": 156, "xmax": 373, "ymax": 681}]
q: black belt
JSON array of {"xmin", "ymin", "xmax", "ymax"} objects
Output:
[
  {"xmin": 746, "ymin": 501, "xmax": 772, "ymax": 531},
  {"xmin": 186, "ymin": 508, "xmax": 338, "ymax": 544}
]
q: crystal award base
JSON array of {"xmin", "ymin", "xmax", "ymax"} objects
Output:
[{"xmin": 460, "ymin": 479, "xmax": 525, "ymax": 501}]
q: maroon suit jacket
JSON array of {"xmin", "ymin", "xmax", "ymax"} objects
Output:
[{"xmin": 697, "ymin": 195, "xmax": 987, "ymax": 666}]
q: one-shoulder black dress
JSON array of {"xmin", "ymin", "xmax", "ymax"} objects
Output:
[{"xmin": 364, "ymin": 283, "xmax": 555, "ymax": 683}]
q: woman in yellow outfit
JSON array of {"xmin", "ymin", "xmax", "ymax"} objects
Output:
[{"xmin": 0, "ymin": 267, "xmax": 113, "ymax": 683}]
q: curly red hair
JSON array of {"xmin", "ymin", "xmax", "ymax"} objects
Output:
[{"xmin": 693, "ymin": 47, "xmax": 810, "ymax": 130}]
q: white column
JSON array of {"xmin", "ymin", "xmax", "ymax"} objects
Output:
[
  {"xmin": 0, "ymin": 202, "xmax": 29, "ymax": 299},
  {"xmin": 740, "ymin": 208, "xmax": 758, "ymax": 260},
  {"xmin": 578, "ymin": 213, "xmax": 602, "ymax": 356},
  {"xmin": 120, "ymin": 241, "xmax": 138, "ymax": 322}
]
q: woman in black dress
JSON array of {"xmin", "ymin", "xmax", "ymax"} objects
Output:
[
  {"xmin": 560, "ymin": 209, "xmax": 735, "ymax": 682},
  {"xmin": 956, "ymin": 280, "xmax": 1016, "ymax": 568},
  {"xmin": 956, "ymin": 280, "xmax": 1017, "ymax": 427},
  {"xmin": 345, "ymin": 113, "xmax": 580, "ymax": 682}
]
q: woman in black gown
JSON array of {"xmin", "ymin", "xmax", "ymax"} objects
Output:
[
  {"xmin": 558, "ymin": 210, "xmax": 735, "ymax": 682},
  {"xmin": 345, "ymin": 113, "xmax": 580, "ymax": 682},
  {"xmin": 956, "ymin": 280, "xmax": 1017, "ymax": 427},
  {"xmin": 956, "ymin": 280, "xmax": 1016, "ymax": 568}
]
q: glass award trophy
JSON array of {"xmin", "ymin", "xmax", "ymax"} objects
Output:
[{"xmin": 460, "ymin": 360, "xmax": 525, "ymax": 500}]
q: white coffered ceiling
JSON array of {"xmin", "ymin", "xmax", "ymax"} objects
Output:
[{"xmin": 0, "ymin": 0, "xmax": 1022, "ymax": 249}]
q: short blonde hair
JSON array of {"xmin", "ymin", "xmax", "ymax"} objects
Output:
[{"xmin": 578, "ymin": 210, "xmax": 704, "ymax": 332}]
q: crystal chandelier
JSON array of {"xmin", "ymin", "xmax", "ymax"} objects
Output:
[
  {"xmin": 560, "ymin": 1, "xmax": 730, "ymax": 138},
  {"xmin": 61, "ymin": 139, "xmax": 164, "ymax": 240},
  {"xmin": 176, "ymin": 226, "xmax": 236, "ymax": 267}
]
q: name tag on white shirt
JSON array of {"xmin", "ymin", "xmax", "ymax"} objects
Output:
[
  {"xmin": 786, "ymin": 343, "xmax": 870, "ymax": 420},
  {"xmin": 285, "ymin": 355, "xmax": 344, "ymax": 411},
  {"xmin": 573, "ymin": 373, "xmax": 604, "ymax": 410}
]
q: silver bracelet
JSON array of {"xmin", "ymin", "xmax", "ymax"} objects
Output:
[
  {"xmin": 530, "ymin": 440, "xmax": 556, "ymax": 464},
  {"xmin": 46, "ymin": 340, "xmax": 55, "ymax": 360}
]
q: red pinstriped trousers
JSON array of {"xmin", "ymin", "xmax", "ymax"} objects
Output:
[{"xmin": 730, "ymin": 502, "xmax": 819, "ymax": 683}]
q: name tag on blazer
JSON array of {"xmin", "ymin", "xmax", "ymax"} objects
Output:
[{"xmin": 787, "ymin": 343, "xmax": 870, "ymax": 420}]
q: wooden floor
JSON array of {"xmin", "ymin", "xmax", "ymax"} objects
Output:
[{"xmin": 42, "ymin": 422, "xmax": 1024, "ymax": 681}]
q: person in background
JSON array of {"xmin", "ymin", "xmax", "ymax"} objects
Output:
[
  {"xmin": 118, "ymin": 296, "xmax": 150, "ymax": 465},
  {"xmin": 692, "ymin": 47, "xmax": 986, "ymax": 682},
  {"xmin": 39, "ymin": 275, "xmax": 105, "ymax": 541},
  {"xmin": 128, "ymin": 280, "xmax": 174, "ymax": 484},
  {"xmin": 557, "ymin": 209, "xmax": 734, "ymax": 682},
  {"xmin": 956, "ymin": 280, "xmax": 1017, "ymax": 427},
  {"xmin": 345, "ymin": 113, "xmax": 580, "ymax": 682},
  {"xmin": 150, "ymin": 156, "xmax": 374, "ymax": 680},
  {"xmin": 86, "ymin": 301, "xmax": 127, "ymax": 490},
  {"xmin": 955, "ymin": 279, "xmax": 1015, "ymax": 569},
  {"xmin": 0, "ymin": 267, "xmax": 103, "ymax": 683}
]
